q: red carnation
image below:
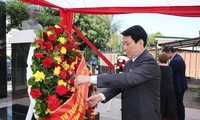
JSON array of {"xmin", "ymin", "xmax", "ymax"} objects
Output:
[
  {"xmin": 74, "ymin": 63, "xmax": 79, "ymax": 70},
  {"xmin": 54, "ymin": 44, "xmax": 62, "ymax": 51},
  {"xmin": 72, "ymin": 34, "xmax": 78, "ymax": 40},
  {"xmin": 47, "ymin": 95, "xmax": 61, "ymax": 111},
  {"xmin": 56, "ymin": 85, "xmax": 68, "ymax": 96},
  {"xmin": 59, "ymin": 71, "xmax": 67, "ymax": 79},
  {"xmin": 44, "ymin": 42, "xmax": 53, "ymax": 52},
  {"xmin": 30, "ymin": 88, "xmax": 41, "ymax": 99},
  {"xmin": 48, "ymin": 34, "xmax": 56, "ymax": 41},
  {"xmin": 68, "ymin": 78, "xmax": 75, "ymax": 86},
  {"xmin": 42, "ymin": 57, "xmax": 53, "ymax": 68},
  {"xmin": 35, "ymin": 39, "xmax": 43, "ymax": 45},
  {"xmin": 64, "ymin": 44, "xmax": 71, "ymax": 50},
  {"xmin": 34, "ymin": 52, "xmax": 44, "ymax": 59},
  {"xmin": 43, "ymin": 32, "xmax": 48, "ymax": 39},
  {"xmin": 48, "ymin": 26, "xmax": 54, "ymax": 30},
  {"xmin": 118, "ymin": 62, "xmax": 123, "ymax": 67},
  {"xmin": 59, "ymin": 54, "xmax": 64, "ymax": 62},
  {"xmin": 67, "ymin": 68, "xmax": 75, "ymax": 76},
  {"xmin": 54, "ymin": 27, "xmax": 63, "ymax": 34},
  {"xmin": 67, "ymin": 38, "xmax": 74, "ymax": 44}
]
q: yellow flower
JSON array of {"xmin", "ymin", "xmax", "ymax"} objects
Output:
[
  {"xmin": 47, "ymin": 31, "xmax": 53, "ymax": 36},
  {"xmin": 63, "ymin": 63, "xmax": 69, "ymax": 70},
  {"xmin": 60, "ymin": 47, "xmax": 67, "ymax": 54},
  {"xmin": 54, "ymin": 56, "xmax": 61, "ymax": 64},
  {"xmin": 54, "ymin": 25, "xmax": 61, "ymax": 28},
  {"xmin": 33, "ymin": 71, "xmax": 45, "ymax": 82},
  {"xmin": 54, "ymin": 66, "xmax": 61, "ymax": 76},
  {"xmin": 57, "ymin": 79, "xmax": 67, "ymax": 86},
  {"xmin": 70, "ymin": 59, "xmax": 77, "ymax": 70},
  {"xmin": 58, "ymin": 37, "xmax": 66, "ymax": 44}
]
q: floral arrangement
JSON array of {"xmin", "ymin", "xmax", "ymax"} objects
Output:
[
  {"xmin": 28, "ymin": 25, "xmax": 97, "ymax": 119},
  {"xmin": 115, "ymin": 53, "xmax": 129, "ymax": 73}
]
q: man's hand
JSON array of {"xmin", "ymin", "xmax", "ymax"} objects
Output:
[
  {"xmin": 87, "ymin": 94, "xmax": 102, "ymax": 108},
  {"xmin": 74, "ymin": 75, "xmax": 90, "ymax": 89}
]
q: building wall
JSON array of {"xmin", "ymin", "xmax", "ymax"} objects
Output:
[{"xmin": 100, "ymin": 50, "xmax": 200, "ymax": 79}]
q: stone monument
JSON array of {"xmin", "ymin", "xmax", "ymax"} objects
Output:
[{"xmin": 21, "ymin": 4, "xmax": 43, "ymax": 30}]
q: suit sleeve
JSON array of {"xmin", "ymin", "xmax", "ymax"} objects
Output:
[
  {"xmin": 97, "ymin": 59, "xmax": 159, "ymax": 88},
  {"xmin": 101, "ymin": 88, "xmax": 121, "ymax": 103}
]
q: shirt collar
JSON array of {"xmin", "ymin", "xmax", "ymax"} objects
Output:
[
  {"xmin": 132, "ymin": 49, "xmax": 145, "ymax": 62},
  {"xmin": 171, "ymin": 53, "xmax": 177, "ymax": 60}
]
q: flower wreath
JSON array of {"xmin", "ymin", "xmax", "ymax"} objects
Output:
[
  {"xmin": 115, "ymin": 53, "xmax": 129, "ymax": 73},
  {"xmin": 28, "ymin": 25, "xmax": 97, "ymax": 119}
]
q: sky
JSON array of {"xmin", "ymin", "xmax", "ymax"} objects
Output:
[{"xmin": 113, "ymin": 13, "xmax": 200, "ymax": 38}]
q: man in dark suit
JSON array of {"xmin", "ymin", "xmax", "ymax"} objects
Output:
[
  {"xmin": 75, "ymin": 25, "xmax": 161, "ymax": 120},
  {"xmin": 163, "ymin": 46, "xmax": 188, "ymax": 120}
]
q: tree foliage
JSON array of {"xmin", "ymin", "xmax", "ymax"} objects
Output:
[
  {"xmin": 74, "ymin": 14, "xmax": 111, "ymax": 51},
  {"xmin": 5, "ymin": 0, "xmax": 114, "ymax": 61},
  {"xmin": 147, "ymin": 32, "xmax": 164, "ymax": 48}
]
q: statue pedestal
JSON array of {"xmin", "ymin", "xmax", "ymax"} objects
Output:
[{"xmin": 8, "ymin": 30, "xmax": 36, "ymax": 44}]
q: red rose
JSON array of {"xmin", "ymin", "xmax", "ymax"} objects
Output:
[
  {"xmin": 48, "ymin": 26, "xmax": 54, "ymax": 30},
  {"xmin": 59, "ymin": 71, "xmax": 66, "ymax": 79},
  {"xmin": 34, "ymin": 52, "xmax": 44, "ymax": 59},
  {"xmin": 44, "ymin": 42, "xmax": 53, "ymax": 52},
  {"xmin": 54, "ymin": 27, "xmax": 63, "ymax": 34},
  {"xmin": 48, "ymin": 34, "xmax": 56, "ymax": 41},
  {"xmin": 47, "ymin": 95, "xmax": 61, "ymax": 111},
  {"xmin": 30, "ymin": 88, "xmax": 41, "ymax": 99},
  {"xmin": 67, "ymin": 38, "xmax": 74, "ymax": 44},
  {"xmin": 56, "ymin": 85, "xmax": 68, "ymax": 96},
  {"xmin": 35, "ymin": 39, "xmax": 43, "ymax": 45},
  {"xmin": 42, "ymin": 57, "xmax": 53, "ymax": 68}
]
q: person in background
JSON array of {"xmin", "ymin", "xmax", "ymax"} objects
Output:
[
  {"xmin": 90, "ymin": 55, "xmax": 97, "ymax": 74},
  {"xmin": 162, "ymin": 46, "xmax": 188, "ymax": 120},
  {"xmin": 158, "ymin": 52, "xmax": 178, "ymax": 120},
  {"xmin": 75, "ymin": 25, "xmax": 161, "ymax": 120}
]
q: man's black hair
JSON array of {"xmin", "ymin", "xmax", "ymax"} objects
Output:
[
  {"xmin": 162, "ymin": 46, "xmax": 175, "ymax": 53},
  {"xmin": 121, "ymin": 25, "xmax": 147, "ymax": 47}
]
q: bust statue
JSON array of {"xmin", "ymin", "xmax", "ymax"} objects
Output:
[{"xmin": 21, "ymin": 4, "xmax": 43, "ymax": 30}]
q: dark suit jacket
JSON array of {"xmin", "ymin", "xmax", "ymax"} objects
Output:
[
  {"xmin": 97, "ymin": 50, "xmax": 161, "ymax": 120},
  {"xmin": 169, "ymin": 54, "xmax": 188, "ymax": 93}
]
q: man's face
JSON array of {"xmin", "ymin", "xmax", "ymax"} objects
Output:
[
  {"xmin": 29, "ymin": 6, "xmax": 40, "ymax": 19},
  {"xmin": 122, "ymin": 36, "xmax": 143, "ymax": 59}
]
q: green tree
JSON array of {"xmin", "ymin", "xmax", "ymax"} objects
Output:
[
  {"xmin": 5, "ymin": 0, "xmax": 113, "ymax": 61},
  {"xmin": 147, "ymin": 32, "xmax": 164, "ymax": 48},
  {"xmin": 74, "ymin": 14, "xmax": 112, "ymax": 61},
  {"xmin": 107, "ymin": 15, "xmax": 122, "ymax": 52},
  {"xmin": 74, "ymin": 14, "xmax": 111, "ymax": 51},
  {"xmin": 5, "ymin": 0, "xmax": 60, "ymax": 31},
  {"xmin": 5, "ymin": 0, "xmax": 28, "ymax": 31}
]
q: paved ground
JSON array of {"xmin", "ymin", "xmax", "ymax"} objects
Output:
[
  {"xmin": 1, "ymin": 84, "xmax": 200, "ymax": 120},
  {"xmin": 95, "ymin": 98, "xmax": 200, "ymax": 120}
]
